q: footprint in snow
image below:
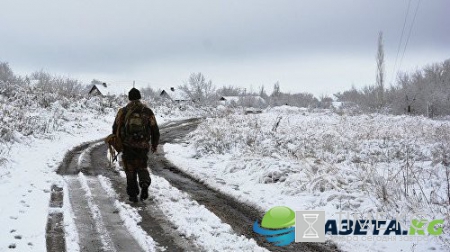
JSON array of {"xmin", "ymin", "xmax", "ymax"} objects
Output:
[{"xmin": 19, "ymin": 200, "xmax": 30, "ymax": 207}]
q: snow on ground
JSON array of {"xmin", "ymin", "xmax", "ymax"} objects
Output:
[
  {"xmin": 106, "ymin": 145, "xmax": 266, "ymax": 251},
  {"xmin": 0, "ymin": 93, "xmax": 264, "ymax": 251},
  {"xmin": 2, "ymin": 93, "xmax": 449, "ymax": 252},
  {"xmin": 98, "ymin": 175, "xmax": 157, "ymax": 252},
  {"xmin": 164, "ymin": 106, "xmax": 450, "ymax": 252},
  {"xmin": 149, "ymin": 175, "xmax": 267, "ymax": 252},
  {"xmin": 0, "ymin": 106, "xmax": 115, "ymax": 251},
  {"xmin": 0, "ymin": 97, "xmax": 172, "ymax": 251}
]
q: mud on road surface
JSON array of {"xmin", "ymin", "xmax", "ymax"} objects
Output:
[{"xmin": 47, "ymin": 118, "xmax": 339, "ymax": 252}]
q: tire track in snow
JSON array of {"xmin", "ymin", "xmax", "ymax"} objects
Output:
[
  {"xmin": 148, "ymin": 174, "xmax": 268, "ymax": 251},
  {"xmin": 54, "ymin": 138, "xmax": 189, "ymax": 251},
  {"xmin": 65, "ymin": 175, "xmax": 104, "ymax": 251},
  {"xmin": 49, "ymin": 118, "xmax": 339, "ymax": 252},
  {"xmin": 77, "ymin": 173, "xmax": 116, "ymax": 252},
  {"xmin": 97, "ymin": 175, "xmax": 158, "ymax": 251}
]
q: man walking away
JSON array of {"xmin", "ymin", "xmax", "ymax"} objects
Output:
[{"xmin": 112, "ymin": 88, "xmax": 160, "ymax": 202}]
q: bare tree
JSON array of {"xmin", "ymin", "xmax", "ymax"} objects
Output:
[
  {"xmin": 31, "ymin": 70, "xmax": 53, "ymax": 91},
  {"xmin": 291, "ymin": 92, "xmax": 318, "ymax": 108},
  {"xmin": 270, "ymin": 81, "xmax": 282, "ymax": 106},
  {"xmin": 140, "ymin": 86, "xmax": 160, "ymax": 100},
  {"xmin": 272, "ymin": 82, "xmax": 281, "ymax": 97},
  {"xmin": 31, "ymin": 70, "xmax": 84, "ymax": 97},
  {"xmin": 90, "ymin": 79, "xmax": 104, "ymax": 85},
  {"xmin": 179, "ymin": 72, "xmax": 216, "ymax": 105},
  {"xmin": 217, "ymin": 85, "xmax": 241, "ymax": 96},
  {"xmin": 0, "ymin": 62, "xmax": 16, "ymax": 83},
  {"xmin": 0, "ymin": 62, "xmax": 24, "ymax": 97},
  {"xmin": 337, "ymin": 57, "xmax": 450, "ymax": 116},
  {"xmin": 318, "ymin": 95, "xmax": 333, "ymax": 109},
  {"xmin": 259, "ymin": 85, "xmax": 269, "ymax": 100}
]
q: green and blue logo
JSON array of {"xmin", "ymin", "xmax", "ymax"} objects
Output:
[
  {"xmin": 253, "ymin": 206, "xmax": 296, "ymax": 246},
  {"xmin": 254, "ymin": 207, "xmax": 445, "ymax": 245}
]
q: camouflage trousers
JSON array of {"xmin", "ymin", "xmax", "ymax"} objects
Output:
[{"xmin": 122, "ymin": 148, "xmax": 151, "ymax": 197}]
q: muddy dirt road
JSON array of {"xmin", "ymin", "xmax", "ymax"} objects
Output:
[{"xmin": 46, "ymin": 118, "xmax": 339, "ymax": 252}]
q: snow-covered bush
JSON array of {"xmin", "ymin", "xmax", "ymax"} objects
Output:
[
  {"xmin": 186, "ymin": 107, "xmax": 450, "ymax": 241},
  {"xmin": 0, "ymin": 79, "xmax": 123, "ymax": 171},
  {"xmin": 144, "ymin": 97, "xmax": 220, "ymax": 119}
]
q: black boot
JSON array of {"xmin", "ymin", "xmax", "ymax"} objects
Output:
[
  {"xmin": 140, "ymin": 183, "xmax": 149, "ymax": 201},
  {"xmin": 129, "ymin": 195, "xmax": 138, "ymax": 203},
  {"xmin": 126, "ymin": 171, "xmax": 139, "ymax": 200}
]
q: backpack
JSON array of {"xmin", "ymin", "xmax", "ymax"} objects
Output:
[{"xmin": 122, "ymin": 105, "xmax": 150, "ymax": 142}]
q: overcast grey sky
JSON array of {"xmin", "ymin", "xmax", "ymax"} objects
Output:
[{"xmin": 1, "ymin": 0, "xmax": 449, "ymax": 96}]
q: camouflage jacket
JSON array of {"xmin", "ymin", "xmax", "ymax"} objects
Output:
[{"xmin": 112, "ymin": 100, "xmax": 160, "ymax": 149}]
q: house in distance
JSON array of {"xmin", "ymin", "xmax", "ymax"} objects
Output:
[
  {"xmin": 88, "ymin": 82, "xmax": 109, "ymax": 96},
  {"xmin": 160, "ymin": 87, "xmax": 190, "ymax": 102},
  {"xmin": 88, "ymin": 82, "xmax": 142, "ymax": 98},
  {"xmin": 219, "ymin": 95, "xmax": 267, "ymax": 109}
]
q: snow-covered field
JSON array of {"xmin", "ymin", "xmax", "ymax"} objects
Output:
[
  {"xmin": 1, "ymin": 91, "xmax": 450, "ymax": 252},
  {"xmin": 165, "ymin": 106, "xmax": 450, "ymax": 251}
]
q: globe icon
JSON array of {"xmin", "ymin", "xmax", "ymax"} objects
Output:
[{"xmin": 253, "ymin": 206, "xmax": 296, "ymax": 246}]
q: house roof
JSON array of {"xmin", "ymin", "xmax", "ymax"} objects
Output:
[
  {"xmin": 161, "ymin": 88, "xmax": 190, "ymax": 101},
  {"xmin": 89, "ymin": 83, "xmax": 147, "ymax": 97},
  {"xmin": 220, "ymin": 96, "xmax": 241, "ymax": 103},
  {"xmin": 220, "ymin": 95, "xmax": 266, "ymax": 104}
]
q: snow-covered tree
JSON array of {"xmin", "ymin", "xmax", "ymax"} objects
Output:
[
  {"xmin": 0, "ymin": 62, "xmax": 25, "ymax": 97},
  {"xmin": 336, "ymin": 58, "xmax": 450, "ymax": 116},
  {"xmin": 217, "ymin": 85, "xmax": 242, "ymax": 96},
  {"xmin": 31, "ymin": 70, "xmax": 84, "ymax": 97},
  {"xmin": 179, "ymin": 72, "xmax": 216, "ymax": 105}
]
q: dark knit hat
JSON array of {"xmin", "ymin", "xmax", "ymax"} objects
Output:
[{"xmin": 128, "ymin": 88, "xmax": 141, "ymax": 100}]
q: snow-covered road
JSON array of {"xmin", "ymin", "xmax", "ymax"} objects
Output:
[{"xmin": 45, "ymin": 119, "xmax": 338, "ymax": 252}]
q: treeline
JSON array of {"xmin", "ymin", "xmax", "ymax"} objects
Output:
[
  {"xmin": 0, "ymin": 62, "xmax": 124, "ymax": 144},
  {"xmin": 6, "ymin": 58, "xmax": 450, "ymax": 117},
  {"xmin": 0, "ymin": 61, "xmax": 330, "ymax": 110},
  {"xmin": 335, "ymin": 58, "xmax": 450, "ymax": 117},
  {"xmin": 144, "ymin": 72, "xmax": 329, "ymax": 109},
  {"xmin": 0, "ymin": 63, "xmax": 87, "ymax": 98},
  {"xmin": 0, "ymin": 62, "xmax": 94, "ymax": 109}
]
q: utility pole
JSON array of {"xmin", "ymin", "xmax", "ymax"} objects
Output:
[{"xmin": 376, "ymin": 31, "xmax": 385, "ymax": 109}]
